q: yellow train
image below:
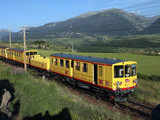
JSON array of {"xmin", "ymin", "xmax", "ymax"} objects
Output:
[{"xmin": 0, "ymin": 46, "xmax": 137, "ymax": 101}]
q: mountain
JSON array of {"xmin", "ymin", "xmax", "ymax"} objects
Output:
[
  {"xmin": 1, "ymin": 8, "xmax": 159, "ymax": 42},
  {"xmin": 21, "ymin": 8, "xmax": 154, "ymax": 40},
  {"xmin": 141, "ymin": 18, "xmax": 160, "ymax": 34}
]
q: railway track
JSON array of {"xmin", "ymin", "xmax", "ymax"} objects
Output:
[
  {"xmin": 117, "ymin": 101, "xmax": 152, "ymax": 120},
  {"xmin": 1, "ymin": 61, "xmax": 154, "ymax": 120}
]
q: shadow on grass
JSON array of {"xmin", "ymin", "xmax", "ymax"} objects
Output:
[
  {"xmin": 152, "ymin": 104, "xmax": 160, "ymax": 120},
  {"xmin": 0, "ymin": 79, "xmax": 72, "ymax": 120},
  {"xmin": 23, "ymin": 108, "xmax": 72, "ymax": 120},
  {"xmin": 0, "ymin": 111, "xmax": 10, "ymax": 120},
  {"xmin": 12, "ymin": 100, "xmax": 20, "ymax": 117}
]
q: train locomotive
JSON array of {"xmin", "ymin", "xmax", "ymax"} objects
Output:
[{"xmin": 0, "ymin": 46, "xmax": 137, "ymax": 102}]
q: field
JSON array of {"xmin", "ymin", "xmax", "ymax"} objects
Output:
[
  {"xmin": 1, "ymin": 34, "xmax": 160, "ymax": 54},
  {"xmin": 0, "ymin": 62, "xmax": 131, "ymax": 120}
]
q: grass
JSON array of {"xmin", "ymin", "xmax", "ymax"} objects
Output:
[
  {"xmin": 0, "ymin": 63, "xmax": 132, "ymax": 120},
  {"xmin": 134, "ymin": 79, "xmax": 160, "ymax": 104}
]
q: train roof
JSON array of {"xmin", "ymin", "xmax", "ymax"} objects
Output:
[
  {"xmin": 8, "ymin": 48, "xmax": 25, "ymax": 52},
  {"xmin": 8, "ymin": 48, "xmax": 37, "ymax": 52},
  {"xmin": 0, "ymin": 46, "xmax": 8, "ymax": 48},
  {"xmin": 51, "ymin": 53, "xmax": 124, "ymax": 65}
]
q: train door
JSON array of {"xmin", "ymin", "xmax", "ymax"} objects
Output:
[
  {"xmin": 26, "ymin": 52, "xmax": 32, "ymax": 64},
  {"xmin": 28, "ymin": 53, "xmax": 31, "ymax": 65},
  {"xmin": 94, "ymin": 64, "xmax": 98, "ymax": 84},
  {"xmin": 25, "ymin": 52, "xmax": 29, "ymax": 64},
  {"xmin": 70, "ymin": 60, "xmax": 74, "ymax": 77}
]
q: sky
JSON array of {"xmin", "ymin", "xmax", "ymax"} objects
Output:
[{"xmin": 0, "ymin": 0, "xmax": 159, "ymax": 31}]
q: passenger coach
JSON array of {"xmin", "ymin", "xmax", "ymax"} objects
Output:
[
  {"xmin": 50, "ymin": 53, "xmax": 137, "ymax": 100},
  {"xmin": 0, "ymin": 46, "xmax": 8, "ymax": 60}
]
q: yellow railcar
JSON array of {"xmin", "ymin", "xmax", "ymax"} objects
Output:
[
  {"xmin": 29, "ymin": 55, "xmax": 50, "ymax": 71},
  {"xmin": 6, "ymin": 48, "xmax": 16, "ymax": 61},
  {"xmin": 50, "ymin": 53, "xmax": 137, "ymax": 100},
  {"xmin": 50, "ymin": 56, "xmax": 74, "ymax": 78},
  {"xmin": 5, "ymin": 48, "xmax": 38, "ymax": 65},
  {"xmin": 0, "ymin": 46, "xmax": 8, "ymax": 59}
]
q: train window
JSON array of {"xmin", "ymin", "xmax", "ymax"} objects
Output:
[
  {"xmin": 99, "ymin": 66, "xmax": 103, "ymax": 77},
  {"xmin": 83, "ymin": 63, "xmax": 88, "ymax": 72},
  {"xmin": 125, "ymin": 65, "xmax": 131, "ymax": 77},
  {"xmin": 31, "ymin": 52, "xmax": 37, "ymax": 55},
  {"xmin": 71, "ymin": 60, "xmax": 74, "ymax": 68},
  {"xmin": 55, "ymin": 58, "xmax": 58, "ymax": 65},
  {"xmin": 76, "ymin": 62, "xmax": 80, "ymax": 71},
  {"xmin": 26, "ymin": 52, "xmax": 37, "ymax": 56},
  {"xmin": 26, "ymin": 52, "xmax": 30, "ymax": 56},
  {"xmin": 114, "ymin": 66, "xmax": 124, "ymax": 78},
  {"xmin": 66, "ymin": 60, "xmax": 69, "ymax": 68},
  {"xmin": 131, "ymin": 64, "xmax": 136, "ymax": 76},
  {"xmin": 60, "ymin": 59, "xmax": 64, "ymax": 67},
  {"xmin": 125, "ymin": 64, "xmax": 136, "ymax": 77}
]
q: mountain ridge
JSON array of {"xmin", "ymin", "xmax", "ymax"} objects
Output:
[
  {"xmin": 141, "ymin": 18, "xmax": 160, "ymax": 34},
  {"xmin": 1, "ymin": 8, "xmax": 160, "ymax": 41}
]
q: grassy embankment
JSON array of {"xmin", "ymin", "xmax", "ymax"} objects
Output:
[
  {"xmin": 0, "ymin": 62, "xmax": 131, "ymax": 120},
  {"xmin": 39, "ymin": 50, "xmax": 160, "ymax": 104}
]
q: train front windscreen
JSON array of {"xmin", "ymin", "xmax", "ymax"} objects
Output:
[{"xmin": 114, "ymin": 64, "xmax": 136, "ymax": 78}]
